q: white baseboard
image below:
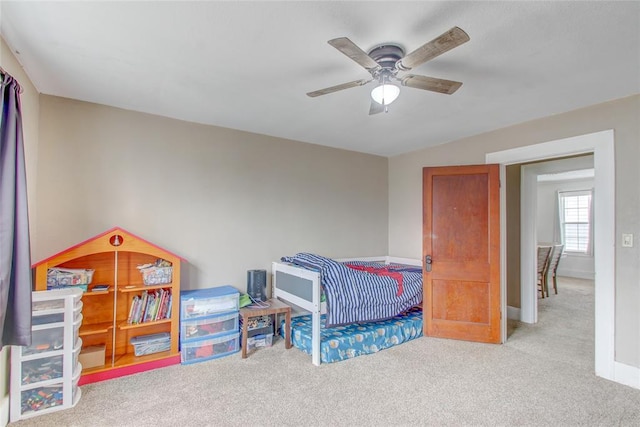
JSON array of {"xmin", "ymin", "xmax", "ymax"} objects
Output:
[
  {"xmin": 1, "ymin": 345, "xmax": 8, "ymax": 427},
  {"xmin": 613, "ymin": 361, "xmax": 640, "ymax": 390},
  {"xmin": 507, "ymin": 305, "xmax": 521, "ymax": 321}
]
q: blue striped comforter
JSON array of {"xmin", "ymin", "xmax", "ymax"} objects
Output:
[{"xmin": 280, "ymin": 253, "xmax": 423, "ymax": 327}]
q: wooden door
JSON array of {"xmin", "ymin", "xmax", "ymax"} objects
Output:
[{"xmin": 423, "ymin": 164, "xmax": 501, "ymax": 343}]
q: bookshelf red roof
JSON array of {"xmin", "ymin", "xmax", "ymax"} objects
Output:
[{"xmin": 32, "ymin": 226, "xmax": 186, "ymax": 268}]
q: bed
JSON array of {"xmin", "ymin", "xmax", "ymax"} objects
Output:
[{"xmin": 272, "ymin": 253, "xmax": 423, "ymax": 365}]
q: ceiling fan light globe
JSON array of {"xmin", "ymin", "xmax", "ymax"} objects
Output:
[{"xmin": 371, "ymin": 84, "xmax": 400, "ymax": 105}]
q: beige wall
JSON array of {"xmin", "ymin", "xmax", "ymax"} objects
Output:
[
  {"xmin": 1, "ymin": 37, "xmax": 40, "ymax": 427},
  {"xmin": 389, "ymin": 95, "xmax": 640, "ymax": 368},
  {"xmin": 36, "ymin": 96, "xmax": 389, "ymax": 292}
]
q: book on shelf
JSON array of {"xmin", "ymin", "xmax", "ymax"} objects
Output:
[
  {"xmin": 127, "ymin": 295, "xmax": 138, "ymax": 324},
  {"xmin": 154, "ymin": 290, "xmax": 165, "ymax": 320},
  {"xmin": 166, "ymin": 293, "xmax": 173, "ymax": 318},
  {"xmin": 127, "ymin": 289, "xmax": 172, "ymax": 324},
  {"xmin": 143, "ymin": 294, "xmax": 154, "ymax": 323},
  {"xmin": 139, "ymin": 291, "xmax": 149, "ymax": 322}
]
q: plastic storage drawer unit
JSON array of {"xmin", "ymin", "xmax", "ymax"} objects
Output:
[
  {"xmin": 181, "ymin": 311, "xmax": 239, "ymax": 341},
  {"xmin": 11, "ymin": 288, "xmax": 83, "ymax": 422},
  {"xmin": 180, "ymin": 286, "xmax": 239, "ymax": 320},
  {"xmin": 72, "ymin": 338, "xmax": 82, "ymax": 370},
  {"xmin": 180, "ymin": 332, "xmax": 240, "ymax": 364}
]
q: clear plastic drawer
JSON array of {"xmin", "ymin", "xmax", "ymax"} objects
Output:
[
  {"xmin": 20, "ymin": 384, "xmax": 64, "ymax": 416},
  {"xmin": 21, "ymin": 355, "xmax": 64, "ymax": 385},
  {"xmin": 180, "ymin": 286, "xmax": 239, "ymax": 320},
  {"xmin": 22, "ymin": 327, "xmax": 64, "ymax": 356},
  {"xmin": 181, "ymin": 312, "xmax": 238, "ymax": 341},
  {"xmin": 180, "ymin": 332, "xmax": 239, "ymax": 364}
]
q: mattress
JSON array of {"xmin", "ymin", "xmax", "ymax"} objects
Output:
[{"xmin": 280, "ymin": 306, "xmax": 423, "ymax": 363}]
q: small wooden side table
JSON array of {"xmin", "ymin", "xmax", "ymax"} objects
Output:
[{"xmin": 240, "ymin": 298, "xmax": 292, "ymax": 358}]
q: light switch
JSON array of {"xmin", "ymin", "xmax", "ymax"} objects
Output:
[{"xmin": 622, "ymin": 234, "xmax": 633, "ymax": 247}]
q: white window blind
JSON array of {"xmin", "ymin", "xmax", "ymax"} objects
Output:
[{"xmin": 558, "ymin": 189, "xmax": 593, "ymax": 254}]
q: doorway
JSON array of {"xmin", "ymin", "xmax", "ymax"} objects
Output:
[
  {"xmin": 486, "ymin": 129, "xmax": 615, "ymax": 382},
  {"xmin": 523, "ymin": 154, "xmax": 595, "ymax": 322}
]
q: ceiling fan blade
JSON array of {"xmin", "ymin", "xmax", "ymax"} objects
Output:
[
  {"xmin": 400, "ymin": 74, "xmax": 463, "ymax": 95},
  {"xmin": 306, "ymin": 78, "xmax": 372, "ymax": 97},
  {"xmin": 398, "ymin": 27, "xmax": 470, "ymax": 71},
  {"xmin": 369, "ymin": 100, "xmax": 385, "ymax": 115},
  {"xmin": 328, "ymin": 37, "xmax": 382, "ymax": 73}
]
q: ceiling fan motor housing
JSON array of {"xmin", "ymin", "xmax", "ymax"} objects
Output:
[{"xmin": 367, "ymin": 44, "xmax": 405, "ymax": 78}]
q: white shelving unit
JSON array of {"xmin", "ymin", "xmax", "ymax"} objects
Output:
[{"xmin": 10, "ymin": 288, "xmax": 83, "ymax": 422}]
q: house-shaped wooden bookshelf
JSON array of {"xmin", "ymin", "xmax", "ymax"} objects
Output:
[{"xmin": 33, "ymin": 227, "xmax": 185, "ymax": 385}]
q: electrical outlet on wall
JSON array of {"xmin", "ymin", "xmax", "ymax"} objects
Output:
[{"xmin": 622, "ymin": 233, "xmax": 633, "ymax": 247}]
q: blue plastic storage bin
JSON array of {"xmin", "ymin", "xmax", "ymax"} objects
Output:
[
  {"xmin": 180, "ymin": 332, "xmax": 240, "ymax": 364},
  {"xmin": 180, "ymin": 311, "xmax": 239, "ymax": 342},
  {"xmin": 180, "ymin": 286, "xmax": 239, "ymax": 320}
]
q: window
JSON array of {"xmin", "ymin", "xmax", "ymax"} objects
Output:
[{"xmin": 558, "ymin": 190, "xmax": 593, "ymax": 254}]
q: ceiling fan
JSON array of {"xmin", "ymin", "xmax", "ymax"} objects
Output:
[{"xmin": 307, "ymin": 27, "xmax": 470, "ymax": 115}]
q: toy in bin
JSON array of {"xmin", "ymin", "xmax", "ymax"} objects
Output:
[
  {"xmin": 21, "ymin": 357, "xmax": 64, "ymax": 384},
  {"xmin": 21, "ymin": 387, "xmax": 63, "ymax": 413},
  {"xmin": 247, "ymin": 333, "xmax": 273, "ymax": 350},
  {"xmin": 137, "ymin": 259, "xmax": 173, "ymax": 285},
  {"xmin": 46, "ymin": 267, "xmax": 94, "ymax": 290},
  {"xmin": 243, "ymin": 315, "xmax": 272, "ymax": 330},
  {"xmin": 130, "ymin": 333, "xmax": 171, "ymax": 356}
]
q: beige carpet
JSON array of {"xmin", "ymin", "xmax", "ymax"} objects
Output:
[{"xmin": 11, "ymin": 277, "xmax": 640, "ymax": 426}]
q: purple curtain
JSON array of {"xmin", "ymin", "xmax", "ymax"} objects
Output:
[{"xmin": 0, "ymin": 70, "xmax": 32, "ymax": 349}]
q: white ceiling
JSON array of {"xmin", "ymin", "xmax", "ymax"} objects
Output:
[{"xmin": 1, "ymin": 1, "xmax": 639, "ymax": 157}]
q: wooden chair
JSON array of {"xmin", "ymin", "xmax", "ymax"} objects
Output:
[
  {"xmin": 546, "ymin": 244, "xmax": 564, "ymax": 296},
  {"xmin": 537, "ymin": 246, "xmax": 552, "ymax": 298}
]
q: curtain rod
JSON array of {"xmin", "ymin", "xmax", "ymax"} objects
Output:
[{"xmin": 0, "ymin": 66, "xmax": 24, "ymax": 93}]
